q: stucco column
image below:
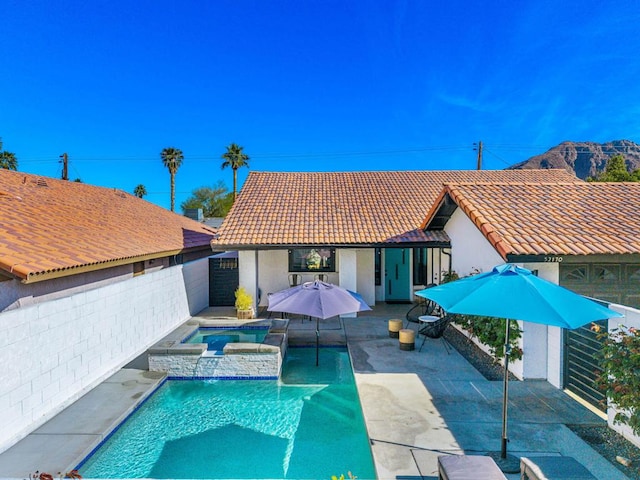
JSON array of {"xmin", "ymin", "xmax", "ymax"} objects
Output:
[
  {"xmin": 523, "ymin": 262, "xmax": 560, "ymax": 384},
  {"xmin": 238, "ymin": 250, "xmax": 258, "ymax": 311},
  {"xmin": 339, "ymin": 249, "xmax": 358, "ymax": 318}
]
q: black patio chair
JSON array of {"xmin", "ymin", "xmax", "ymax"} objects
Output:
[
  {"xmin": 418, "ymin": 314, "xmax": 453, "ymax": 353},
  {"xmin": 405, "ymin": 284, "xmax": 441, "ymax": 328}
]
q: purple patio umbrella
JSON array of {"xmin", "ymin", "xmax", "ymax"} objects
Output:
[{"xmin": 268, "ymin": 280, "xmax": 371, "ymax": 365}]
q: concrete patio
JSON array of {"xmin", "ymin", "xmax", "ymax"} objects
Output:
[{"xmin": 0, "ymin": 303, "xmax": 629, "ymax": 479}]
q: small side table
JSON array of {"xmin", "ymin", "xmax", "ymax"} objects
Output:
[{"xmin": 418, "ymin": 315, "xmax": 440, "ymax": 351}]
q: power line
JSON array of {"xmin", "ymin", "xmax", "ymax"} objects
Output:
[{"xmin": 13, "ymin": 144, "xmax": 478, "ymax": 164}]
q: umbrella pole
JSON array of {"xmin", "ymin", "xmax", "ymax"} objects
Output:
[
  {"xmin": 316, "ymin": 317, "xmax": 319, "ymax": 367},
  {"xmin": 501, "ymin": 320, "xmax": 510, "ymax": 459},
  {"xmin": 490, "ymin": 320, "xmax": 520, "ymax": 474}
]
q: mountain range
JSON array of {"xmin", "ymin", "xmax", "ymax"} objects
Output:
[{"xmin": 509, "ymin": 139, "xmax": 640, "ymax": 179}]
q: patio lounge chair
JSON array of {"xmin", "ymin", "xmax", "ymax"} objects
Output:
[
  {"xmin": 438, "ymin": 454, "xmax": 507, "ymax": 479},
  {"xmin": 520, "ymin": 456, "xmax": 596, "ymax": 480}
]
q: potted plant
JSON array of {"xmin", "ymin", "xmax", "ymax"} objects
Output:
[{"xmin": 235, "ymin": 286, "xmax": 254, "ymax": 319}]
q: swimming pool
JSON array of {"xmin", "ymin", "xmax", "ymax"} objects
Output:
[
  {"xmin": 185, "ymin": 327, "xmax": 269, "ymax": 351},
  {"xmin": 78, "ymin": 347, "xmax": 376, "ymax": 479}
]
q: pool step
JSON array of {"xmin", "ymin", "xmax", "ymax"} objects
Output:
[{"xmin": 304, "ymin": 389, "xmax": 356, "ymax": 421}]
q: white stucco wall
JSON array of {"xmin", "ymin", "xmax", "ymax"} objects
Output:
[
  {"xmin": 238, "ymin": 250, "xmax": 259, "ymax": 310},
  {"xmin": 522, "ymin": 262, "xmax": 563, "ymax": 386},
  {"xmin": 338, "ymin": 249, "xmax": 358, "ymax": 317},
  {"xmin": 0, "ymin": 258, "xmax": 209, "ymax": 453},
  {"xmin": 240, "ymin": 248, "xmax": 374, "ymax": 310},
  {"xmin": 445, "ymin": 210, "xmax": 568, "ymax": 382},
  {"xmin": 356, "ymin": 249, "xmax": 375, "ymax": 306},
  {"xmin": 446, "ymin": 209, "xmax": 504, "ymax": 276}
]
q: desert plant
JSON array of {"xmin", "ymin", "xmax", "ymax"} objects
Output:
[
  {"xmin": 331, "ymin": 472, "xmax": 357, "ymax": 480},
  {"xmin": 234, "ymin": 287, "xmax": 253, "ymax": 311}
]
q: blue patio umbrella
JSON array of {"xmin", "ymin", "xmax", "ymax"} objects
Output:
[
  {"xmin": 268, "ymin": 281, "xmax": 371, "ymax": 365},
  {"xmin": 415, "ymin": 264, "xmax": 623, "ymax": 470}
]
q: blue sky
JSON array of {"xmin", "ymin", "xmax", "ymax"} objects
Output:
[{"xmin": 2, "ymin": 0, "xmax": 640, "ymax": 210}]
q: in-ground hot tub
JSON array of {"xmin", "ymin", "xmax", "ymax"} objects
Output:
[
  {"xmin": 148, "ymin": 319, "xmax": 289, "ymax": 379},
  {"xmin": 184, "ymin": 326, "xmax": 269, "ymax": 352}
]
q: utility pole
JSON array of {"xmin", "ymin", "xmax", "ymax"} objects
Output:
[
  {"xmin": 473, "ymin": 141, "xmax": 483, "ymax": 170},
  {"xmin": 60, "ymin": 153, "xmax": 68, "ymax": 180}
]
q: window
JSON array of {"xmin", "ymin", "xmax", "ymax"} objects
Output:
[
  {"xmin": 561, "ymin": 265, "xmax": 588, "ymax": 283},
  {"xmin": 413, "ymin": 248, "xmax": 428, "ymax": 285},
  {"xmin": 375, "ymin": 248, "xmax": 382, "ymax": 286},
  {"xmin": 593, "ymin": 264, "xmax": 619, "ymax": 282},
  {"xmin": 288, "ymin": 248, "xmax": 335, "ymax": 272}
]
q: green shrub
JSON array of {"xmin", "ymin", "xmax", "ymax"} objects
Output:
[
  {"xmin": 442, "ymin": 269, "xmax": 522, "ymax": 363},
  {"xmin": 454, "ymin": 314, "xmax": 523, "ymax": 362},
  {"xmin": 595, "ymin": 324, "xmax": 640, "ymax": 434}
]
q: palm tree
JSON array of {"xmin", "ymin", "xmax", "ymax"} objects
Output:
[
  {"xmin": 221, "ymin": 143, "xmax": 250, "ymax": 200},
  {"xmin": 134, "ymin": 184, "xmax": 147, "ymax": 198},
  {"xmin": 160, "ymin": 147, "xmax": 184, "ymax": 211},
  {"xmin": 0, "ymin": 139, "xmax": 18, "ymax": 170}
]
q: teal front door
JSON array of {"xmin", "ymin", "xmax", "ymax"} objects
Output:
[{"xmin": 385, "ymin": 248, "xmax": 411, "ymax": 302}]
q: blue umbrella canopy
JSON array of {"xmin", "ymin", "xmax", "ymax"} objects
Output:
[
  {"xmin": 414, "ymin": 263, "xmax": 623, "ymax": 468},
  {"xmin": 268, "ymin": 280, "xmax": 371, "ymax": 319},
  {"xmin": 415, "ymin": 263, "xmax": 622, "ymax": 328}
]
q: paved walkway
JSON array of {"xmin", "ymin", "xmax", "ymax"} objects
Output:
[{"xmin": 0, "ymin": 304, "xmax": 629, "ymax": 479}]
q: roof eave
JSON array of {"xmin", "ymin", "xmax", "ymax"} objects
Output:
[
  {"xmin": 211, "ymin": 241, "xmax": 451, "ymax": 250},
  {"xmin": 11, "ymin": 247, "xmax": 211, "ymax": 284}
]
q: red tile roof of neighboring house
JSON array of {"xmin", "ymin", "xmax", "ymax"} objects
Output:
[
  {"xmin": 422, "ymin": 182, "xmax": 640, "ymax": 259},
  {"xmin": 212, "ymin": 169, "xmax": 579, "ymax": 248},
  {"xmin": 0, "ymin": 170, "xmax": 217, "ymax": 283}
]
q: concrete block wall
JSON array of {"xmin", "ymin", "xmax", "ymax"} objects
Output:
[{"xmin": 0, "ymin": 258, "xmax": 209, "ymax": 453}]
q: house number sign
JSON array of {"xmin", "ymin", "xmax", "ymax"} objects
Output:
[{"xmin": 508, "ymin": 255, "xmax": 565, "ymax": 263}]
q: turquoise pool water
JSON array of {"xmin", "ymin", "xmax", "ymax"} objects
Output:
[
  {"xmin": 185, "ymin": 327, "xmax": 269, "ymax": 351},
  {"xmin": 79, "ymin": 348, "xmax": 376, "ymax": 479}
]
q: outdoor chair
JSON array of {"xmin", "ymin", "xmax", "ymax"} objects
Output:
[
  {"xmin": 405, "ymin": 285, "xmax": 442, "ymax": 328},
  {"xmin": 438, "ymin": 454, "xmax": 507, "ymax": 480},
  {"xmin": 314, "ymin": 273, "xmax": 328, "ymax": 282},
  {"xmin": 418, "ymin": 314, "xmax": 453, "ymax": 353},
  {"xmin": 288, "ymin": 273, "xmax": 301, "ymax": 287}
]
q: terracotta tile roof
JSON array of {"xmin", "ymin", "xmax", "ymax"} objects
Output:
[
  {"xmin": 0, "ymin": 170, "xmax": 217, "ymax": 283},
  {"xmin": 213, "ymin": 169, "xmax": 579, "ymax": 248},
  {"xmin": 423, "ymin": 182, "xmax": 640, "ymax": 258}
]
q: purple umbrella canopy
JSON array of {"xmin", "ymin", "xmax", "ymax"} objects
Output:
[
  {"xmin": 267, "ymin": 280, "xmax": 371, "ymax": 319},
  {"xmin": 267, "ymin": 281, "xmax": 371, "ymax": 365}
]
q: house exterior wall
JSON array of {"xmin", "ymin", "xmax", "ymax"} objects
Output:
[
  {"xmin": 0, "ymin": 259, "xmax": 172, "ymax": 313},
  {"xmin": 522, "ymin": 262, "xmax": 562, "ymax": 386},
  {"xmin": 239, "ymin": 250, "xmax": 259, "ymax": 311},
  {"xmin": 445, "ymin": 209, "xmax": 561, "ymax": 382},
  {"xmin": 356, "ymin": 248, "xmax": 375, "ymax": 306},
  {"xmin": 446, "ymin": 209, "xmax": 504, "ymax": 276},
  {"xmin": 0, "ymin": 258, "xmax": 209, "ymax": 453},
  {"xmin": 239, "ymin": 249, "xmax": 375, "ymax": 311}
]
